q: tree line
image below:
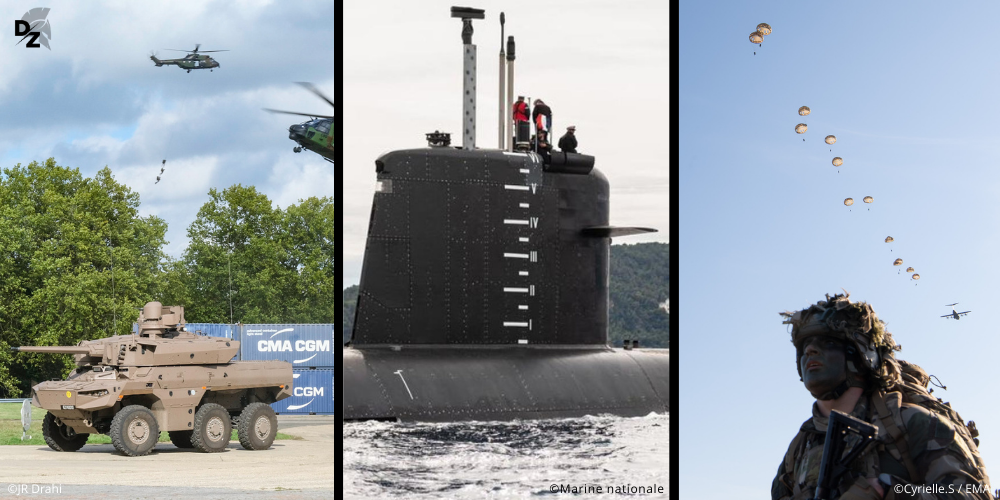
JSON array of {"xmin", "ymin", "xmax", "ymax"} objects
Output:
[
  {"xmin": 0, "ymin": 159, "xmax": 335, "ymax": 397},
  {"xmin": 342, "ymin": 242, "xmax": 669, "ymax": 347}
]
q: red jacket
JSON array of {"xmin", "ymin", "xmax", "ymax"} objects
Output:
[{"xmin": 512, "ymin": 101, "xmax": 529, "ymax": 122}]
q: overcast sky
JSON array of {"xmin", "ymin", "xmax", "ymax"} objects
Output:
[
  {"xmin": 343, "ymin": 0, "xmax": 670, "ymax": 288},
  {"xmin": 0, "ymin": 1, "xmax": 336, "ymax": 260},
  {"xmin": 681, "ymin": 2, "xmax": 1000, "ymax": 497}
]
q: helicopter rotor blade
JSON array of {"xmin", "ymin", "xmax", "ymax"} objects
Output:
[
  {"xmin": 263, "ymin": 108, "xmax": 335, "ymax": 119},
  {"xmin": 194, "ymin": 43, "xmax": 200, "ymax": 53},
  {"xmin": 197, "ymin": 50, "xmax": 229, "ymax": 53},
  {"xmin": 296, "ymin": 82, "xmax": 336, "ymax": 110}
]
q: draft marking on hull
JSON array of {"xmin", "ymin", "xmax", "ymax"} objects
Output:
[
  {"xmin": 504, "ymin": 184, "xmax": 529, "ymax": 191},
  {"xmin": 503, "ymin": 287, "xmax": 530, "ymax": 293},
  {"xmin": 504, "ymin": 219, "xmax": 530, "ymax": 225},
  {"xmin": 504, "ymin": 252, "xmax": 530, "ymax": 259}
]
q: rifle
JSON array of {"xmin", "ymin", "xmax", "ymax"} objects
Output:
[{"xmin": 812, "ymin": 409, "xmax": 879, "ymax": 500}]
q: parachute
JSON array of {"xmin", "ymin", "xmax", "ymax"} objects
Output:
[
  {"xmin": 795, "ymin": 123, "xmax": 808, "ymax": 134},
  {"xmin": 863, "ymin": 196, "xmax": 873, "ymax": 203},
  {"xmin": 885, "ymin": 236, "xmax": 894, "ymax": 243},
  {"xmin": 825, "ymin": 135, "xmax": 836, "ymax": 145},
  {"xmin": 912, "ymin": 274, "xmax": 920, "ymax": 280},
  {"xmin": 832, "ymin": 157, "xmax": 843, "ymax": 167},
  {"xmin": 750, "ymin": 31, "xmax": 763, "ymax": 44},
  {"xmin": 844, "ymin": 198, "xmax": 854, "ymax": 206},
  {"xmin": 756, "ymin": 23, "xmax": 772, "ymax": 36},
  {"xmin": 798, "ymin": 106, "xmax": 811, "ymax": 116},
  {"xmin": 906, "ymin": 267, "xmax": 914, "ymax": 272},
  {"xmin": 893, "ymin": 258, "xmax": 903, "ymax": 266}
]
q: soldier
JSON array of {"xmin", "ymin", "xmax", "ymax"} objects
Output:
[{"xmin": 773, "ymin": 292, "xmax": 990, "ymax": 500}]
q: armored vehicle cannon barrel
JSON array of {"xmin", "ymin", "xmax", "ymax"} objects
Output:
[
  {"xmin": 11, "ymin": 346, "xmax": 93, "ymax": 354},
  {"xmin": 12, "ymin": 301, "xmax": 293, "ymax": 457}
]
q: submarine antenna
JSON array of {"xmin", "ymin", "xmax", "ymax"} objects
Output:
[
  {"xmin": 451, "ymin": 6, "xmax": 485, "ymax": 150},
  {"xmin": 506, "ymin": 35, "xmax": 515, "ymax": 151},
  {"xmin": 498, "ymin": 12, "xmax": 506, "ymax": 149}
]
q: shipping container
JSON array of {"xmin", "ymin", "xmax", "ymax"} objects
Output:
[
  {"xmin": 239, "ymin": 324, "xmax": 335, "ymax": 368},
  {"xmin": 131, "ymin": 322, "xmax": 234, "ymax": 338},
  {"xmin": 271, "ymin": 368, "xmax": 335, "ymax": 415},
  {"xmin": 185, "ymin": 323, "xmax": 236, "ymax": 339}
]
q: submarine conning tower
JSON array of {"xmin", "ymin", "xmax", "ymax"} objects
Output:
[
  {"xmin": 351, "ymin": 7, "xmax": 654, "ymax": 348},
  {"xmin": 352, "ymin": 146, "xmax": 615, "ymax": 346}
]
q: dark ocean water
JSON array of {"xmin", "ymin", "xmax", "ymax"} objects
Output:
[{"xmin": 344, "ymin": 413, "xmax": 669, "ymax": 499}]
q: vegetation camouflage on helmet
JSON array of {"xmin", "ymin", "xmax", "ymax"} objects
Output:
[{"xmin": 780, "ymin": 291, "xmax": 902, "ymax": 389}]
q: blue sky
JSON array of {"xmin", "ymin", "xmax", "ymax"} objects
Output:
[
  {"xmin": 680, "ymin": 1, "xmax": 1000, "ymax": 497},
  {"xmin": 0, "ymin": 1, "xmax": 337, "ymax": 260}
]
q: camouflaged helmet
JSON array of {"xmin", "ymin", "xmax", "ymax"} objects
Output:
[{"xmin": 780, "ymin": 292, "xmax": 902, "ymax": 391}]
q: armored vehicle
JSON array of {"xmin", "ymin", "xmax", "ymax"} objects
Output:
[{"xmin": 12, "ymin": 301, "xmax": 293, "ymax": 456}]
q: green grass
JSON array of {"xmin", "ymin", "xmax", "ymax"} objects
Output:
[{"xmin": 0, "ymin": 402, "xmax": 302, "ymax": 446}]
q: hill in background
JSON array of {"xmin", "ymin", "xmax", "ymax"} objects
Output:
[{"xmin": 343, "ymin": 242, "xmax": 669, "ymax": 347}]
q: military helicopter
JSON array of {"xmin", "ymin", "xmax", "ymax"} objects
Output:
[
  {"xmin": 150, "ymin": 44, "xmax": 228, "ymax": 73},
  {"xmin": 264, "ymin": 82, "xmax": 335, "ymax": 163}
]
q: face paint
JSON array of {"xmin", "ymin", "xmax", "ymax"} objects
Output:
[{"xmin": 798, "ymin": 335, "xmax": 848, "ymax": 397}]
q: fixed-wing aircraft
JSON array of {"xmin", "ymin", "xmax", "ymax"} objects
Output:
[{"xmin": 942, "ymin": 303, "xmax": 971, "ymax": 320}]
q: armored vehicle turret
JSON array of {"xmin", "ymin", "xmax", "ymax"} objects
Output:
[{"xmin": 12, "ymin": 301, "xmax": 293, "ymax": 456}]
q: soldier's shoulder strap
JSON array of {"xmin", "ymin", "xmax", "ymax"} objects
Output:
[
  {"xmin": 871, "ymin": 390, "xmax": 920, "ymax": 482},
  {"xmin": 780, "ymin": 419, "xmax": 816, "ymax": 489}
]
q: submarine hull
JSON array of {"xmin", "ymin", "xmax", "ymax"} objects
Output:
[{"xmin": 343, "ymin": 346, "xmax": 669, "ymax": 422}]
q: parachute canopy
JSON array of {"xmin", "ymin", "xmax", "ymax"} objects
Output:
[
  {"xmin": 906, "ymin": 267, "xmax": 914, "ymax": 272},
  {"xmin": 798, "ymin": 106, "xmax": 811, "ymax": 116},
  {"xmin": 912, "ymin": 274, "xmax": 920, "ymax": 280},
  {"xmin": 863, "ymin": 196, "xmax": 873, "ymax": 204},
  {"xmin": 832, "ymin": 157, "xmax": 843, "ymax": 167},
  {"xmin": 844, "ymin": 198, "xmax": 854, "ymax": 206},
  {"xmin": 796, "ymin": 123, "xmax": 808, "ymax": 134},
  {"xmin": 893, "ymin": 258, "xmax": 903, "ymax": 266},
  {"xmin": 825, "ymin": 135, "xmax": 837, "ymax": 145},
  {"xmin": 749, "ymin": 31, "xmax": 763, "ymax": 44},
  {"xmin": 885, "ymin": 236, "xmax": 894, "ymax": 243},
  {"xmin": 757, "ymin": 23, "xmax": 772, "ymax": 36}
]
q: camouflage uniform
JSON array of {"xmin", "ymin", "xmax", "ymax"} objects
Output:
[{"xmin": 773, "ymin": 293, "xmax": 990, "ymax": 500}]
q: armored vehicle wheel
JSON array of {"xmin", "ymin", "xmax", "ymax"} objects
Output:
[
  {"xmin": 110, "ymin": 405, "xmax": 159, "ymax": 457},
  {"xmin": 237, "ymin": 402, "xmax": 278, "ymax": 450},
  {"xmin": 168, "ymin": 430, "xmax": 194, "ymax": 448},
  {"xmin": 191, "ymin": 403, "xmax": 231, "ymax": 453},
  {"xmin": 42, "ymin": 412, "xmax": 89, "ymax": 452}
]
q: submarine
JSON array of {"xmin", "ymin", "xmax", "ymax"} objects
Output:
[{"xmin": 343, "ymin": 7, "xmax": 670, "ymax": 422}]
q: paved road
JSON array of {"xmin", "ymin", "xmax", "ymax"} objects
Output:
[{"xmin": 0, "ymin": 420, "xmax": 336, "ymax": 499}]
